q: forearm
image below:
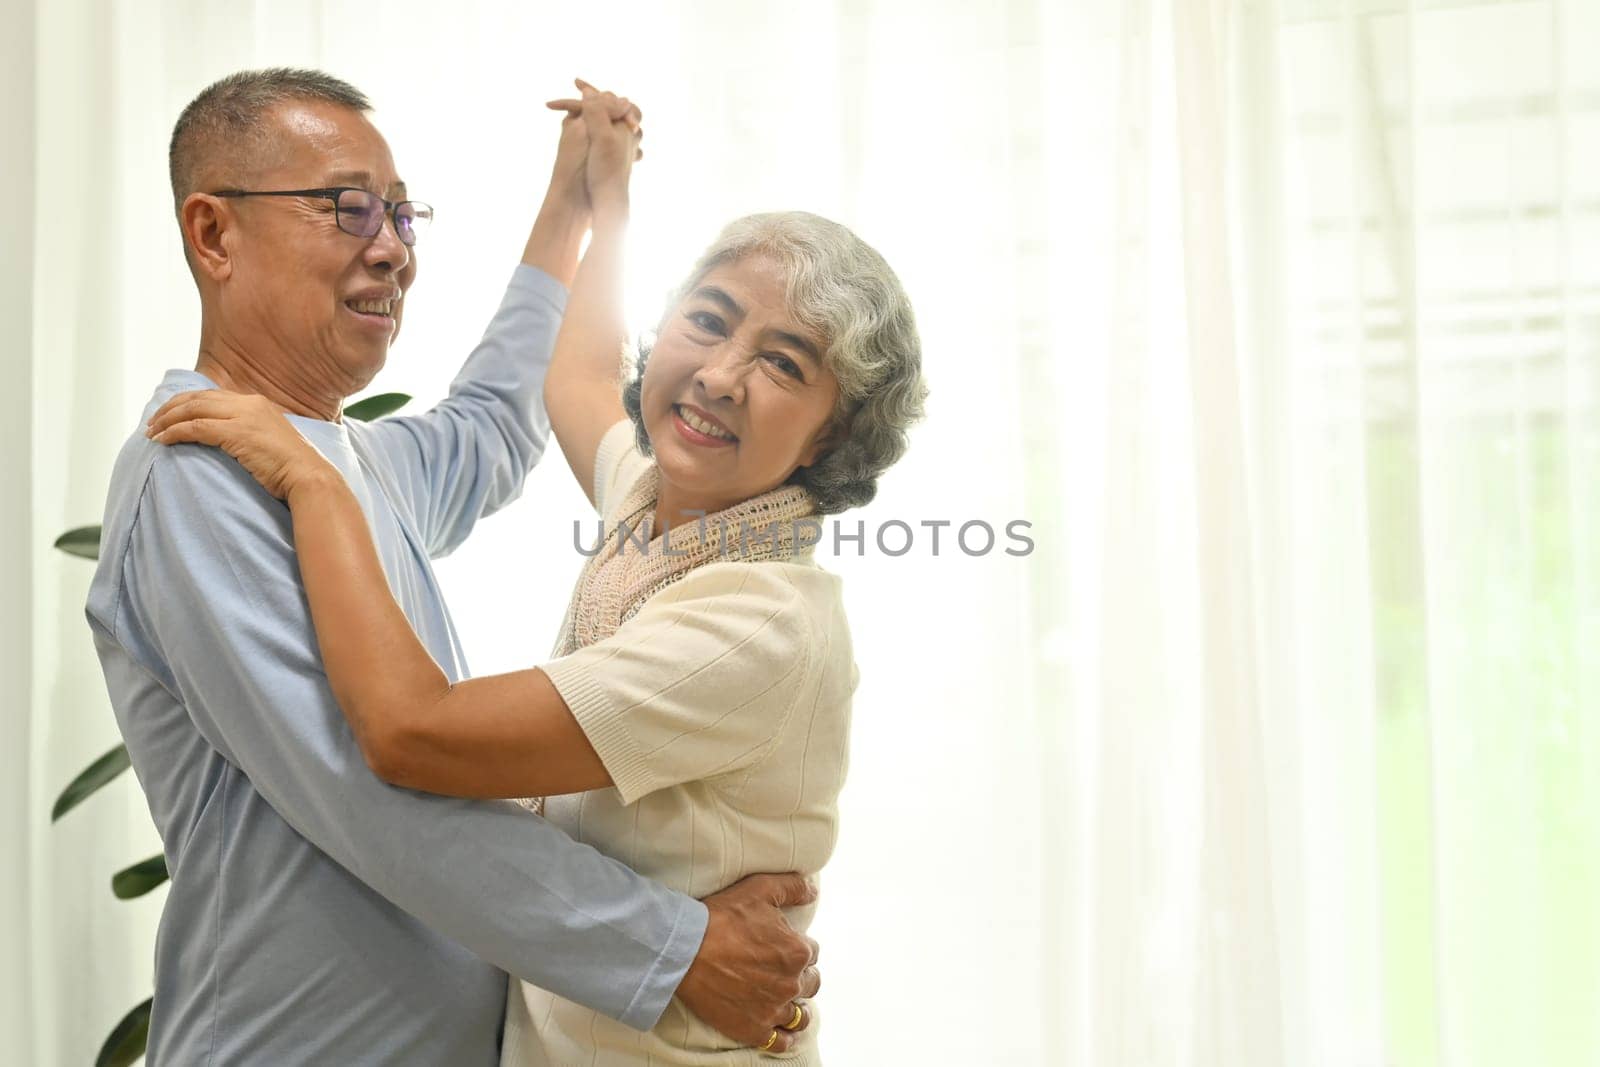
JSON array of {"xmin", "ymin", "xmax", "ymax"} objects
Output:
[
  {"xmin": 368, "ymin": 263, "xmax": 569, "ymax": 557},
  {"xmin": 545, "ymin": 201, "xmax": 632, "ymax": 497},
  {"xmin": 281, "ymin": 471, "xmax": 613, "ymax": 798},
  {"xmin": 549, "ymin": 201, "xmax": 630, "ymax": 390},
  {"xmin": 127, "ymin": 451, "xmax": 708, "ymax": 1027},
  {"xmin": 520, "ymin": 196, "xmax": 588, "ymax": 288},
  {"xmin": 285, "ymin": 471, "xmax": 447, "ymax": 767}
]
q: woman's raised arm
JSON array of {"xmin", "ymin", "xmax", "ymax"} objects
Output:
[{"xmin": 542, "ymin": 80, "xmax": 644, "ymax": 506}]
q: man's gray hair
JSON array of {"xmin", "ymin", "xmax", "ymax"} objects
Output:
[
  {"xmin": 169, "ymin": 67, "xmax": 372, "ymax": 214},
  {"xmin": 622, "ymin": 211, "xmax": 928, "ymax": 515}
]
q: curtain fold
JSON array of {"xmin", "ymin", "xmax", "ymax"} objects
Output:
[
  {"xmin": 1171, "ymin": 0, "xmax": 1286, "ymax": 1062},
  {"xmin": 2, "ymin": 3, "xmax": 38, "ymax": 1065}
]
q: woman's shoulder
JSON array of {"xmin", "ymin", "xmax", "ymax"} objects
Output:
[
  {"xmin": 593, "ymin": 418, "xmax": 653, "ymax": 519},
  {"xmin": 654, "ymin": 559, "xmax": 851, "ymax": 666},
  {"xmin": 659, "ymin": 556, "xmax": 841, "ymax": 607}
]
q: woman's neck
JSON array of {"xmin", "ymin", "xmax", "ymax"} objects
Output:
[{"xmin": 652, "ymin": 479, "xmax": 738, "ymax": 538}]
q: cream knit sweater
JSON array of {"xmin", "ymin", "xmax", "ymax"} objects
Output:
[{"xmin": 502, "ymin": 421, "xmax": 857, "ymax": 1067}]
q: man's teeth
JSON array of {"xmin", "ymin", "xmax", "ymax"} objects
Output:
[
  {"xmin": 679, "ymin": 406, "xmax": 733, "ymax": 440},
  {"xmin": 349, "ymin": 298, "xmax": 395, "ymax": 316}
]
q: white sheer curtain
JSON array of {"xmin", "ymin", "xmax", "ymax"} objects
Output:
[{"xmin": 12, "ymin": 1, "xmax": 1597, "ymax": 1064}]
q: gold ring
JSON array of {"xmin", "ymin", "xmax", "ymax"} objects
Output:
[
  {"xmin": 780, "ymin": 1003, "xmax": 805, "ymax": 1031},
  {"xmin": 760, "ymin": 1029, "xmax": 780, "ymax": 1051}
]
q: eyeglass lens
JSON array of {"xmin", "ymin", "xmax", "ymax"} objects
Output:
[{"xmin": 334, "ymin": 189, "xmax": 431, "ymax": 246}]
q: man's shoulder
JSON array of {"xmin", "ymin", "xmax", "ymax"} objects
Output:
[
  {"xmin": 92, "ymin": 371, "xmax": 250, "ymax": 559},
  {"xmin": 109, "ymin": 432, "xmax": 285, "ymax": 534},
  {"xmin": 89, "ymin": 430, "xmax": 293, "ymax": 627}
]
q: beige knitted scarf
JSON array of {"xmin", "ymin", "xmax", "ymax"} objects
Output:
[{"xmin": 554, "ymin": 461, "xmax": 820, "ymax": 657}]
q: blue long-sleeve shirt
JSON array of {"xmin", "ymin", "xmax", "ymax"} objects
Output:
[{"xmin": 85, "ymin": 264, "xmax": 708, "ymax": 1066}]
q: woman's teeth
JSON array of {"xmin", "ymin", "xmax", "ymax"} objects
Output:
[
  {"xmin": 348, "ymin": 298, "xmax": 395, "ymax": 316},
  {"xmin": 678, "ymin": 406, "xmax": 734, "ymax": 440}
]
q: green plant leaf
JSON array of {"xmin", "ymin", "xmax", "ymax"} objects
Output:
[
  {"xmin": 344, "ymin": 392, "xmax": 411, "ymax": 422},
  {"xmin": 111, "ymin": 855, "xmax": 169, "ymax": 900},
  {"xmin": 51, "ymin": 744, "xmax": 132, "ymax": 823},
  {"xmin": 54, "ymin": 525, "xmax": 102, "ymax": 560},
  {"xmin": 95, "ymin": 996, "xmax": 152, "ymax": 1067}
]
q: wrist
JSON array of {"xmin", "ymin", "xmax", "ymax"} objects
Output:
[
  {"xmin": 522, "ymin": 204, "xmax": 589, "ymax": 285},
  {"xmin": 535, "ymin": 189, "xmax": 589, "ymax": 229},
  {"xmin": 286, "ymin": 464, "xmax": 344, "ymax": 507},
  {"xmin": 590, "ymin": 192, "xmax": 630, "ymax": 227}
]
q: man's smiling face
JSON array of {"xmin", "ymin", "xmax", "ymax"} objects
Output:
[{"xmin": 212, "ymin": 99, "xmax": 417, "ymax": 398}]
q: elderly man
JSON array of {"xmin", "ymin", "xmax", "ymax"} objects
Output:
[{"xmin": 85, "ymin": 69, "xmax": 818, "ymax": 1064}]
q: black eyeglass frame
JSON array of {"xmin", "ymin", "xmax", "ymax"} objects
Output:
[{"xmin": 208, "ymin": 186, "xmax": 433, "ymax": 246}]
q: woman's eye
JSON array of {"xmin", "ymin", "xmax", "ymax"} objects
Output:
[
  {"xmin": 765, "ymin": 354, "xmax": 804, "ymax": 379},
  {"xmin": 688, "ymin": 311, "xmax": 724, "ymax": 334}
]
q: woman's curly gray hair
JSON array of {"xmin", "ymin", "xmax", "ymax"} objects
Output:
[{"xmin": 622, "ymin": 211, "xmax": 927, "ymax": 515}]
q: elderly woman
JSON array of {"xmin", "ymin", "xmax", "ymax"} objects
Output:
[{"xmin": 147, "ymin": 82, "xmax": 925, "ymax": 1065}]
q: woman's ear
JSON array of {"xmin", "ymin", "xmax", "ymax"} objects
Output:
[{"xmin": 798, "ymin": 420, "xmax": 841, "ymax": 469}]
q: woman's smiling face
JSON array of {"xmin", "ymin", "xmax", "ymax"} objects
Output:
[{"xmin": 640, "ymin": 253, "xmax": 839, "ymax": 516}]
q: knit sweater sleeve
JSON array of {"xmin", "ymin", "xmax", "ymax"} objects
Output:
[
  {"xmin": 592, "ymin": 418, "xmax": 648, "ymax": 518},
  {"xmin": 540, "ymin": 561, "xmax": 814, "ymax": 805}
]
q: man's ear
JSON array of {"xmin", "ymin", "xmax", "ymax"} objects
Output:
[{"xmin": 180, "ymin": 193, "xmax": 235, "ymax": 283}]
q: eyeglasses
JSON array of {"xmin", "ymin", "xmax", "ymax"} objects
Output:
[{"xmin": 209, "ymin": 187, "xmax": 433, "ymax": 246}]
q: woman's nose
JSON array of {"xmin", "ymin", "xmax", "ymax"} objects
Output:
[{"xmin": 694, "ymin": 347, "xmax": 747, "ymax": 403}]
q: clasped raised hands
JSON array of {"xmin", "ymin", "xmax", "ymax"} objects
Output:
[{"xmin": 546, "ymin": 78, "xmax": 643, "ymax": 214}]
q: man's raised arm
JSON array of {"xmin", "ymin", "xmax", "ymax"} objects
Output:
[{"xmin": 353, "ymin": 107, "xmax": 603, "ymax": 558}]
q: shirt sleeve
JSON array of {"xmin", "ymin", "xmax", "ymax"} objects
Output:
[
  {"xmin": 116, "ymin": 443, "xmax": 706, "ymax": 1030},
  {"xmin": 592, "ymin": 417, "xmax": 650, "ymax": 519},
  {"xmin": 540, "ymin": 562, "xmax": 814, "ymax": 805},
  {"xmin": 353, "ymin": 264, "xmax": 564, "ymax": 559}
]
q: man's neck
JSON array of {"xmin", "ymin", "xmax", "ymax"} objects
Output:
[{"xmin": 195, "ymin": 335, "xmax": 346, "ymax": 422}]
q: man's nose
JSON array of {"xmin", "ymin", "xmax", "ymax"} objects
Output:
[{"xmin": 363, "ymin": 210, "xmax": 411, "ymax": 273}]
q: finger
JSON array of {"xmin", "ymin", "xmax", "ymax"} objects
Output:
[
  {"xmin": 579, "ymin": 92, "xmax": 614, "ymax": 123},
  {"xmin": 147, "ymin": 393, "xmax": 252, "ymax": 436},
  {"xmin": 756, "ymin": 1027, "xmax": 798, "ymax": 1055},
  {"xmin": 804, "ymin": 936, "xmax": 820, "ymax": 967},
  {"xmin": 148, "ymin": 418, "xmax": 225, "ymax": 447},
  {"xmin": 546, "ymin": 99, "xmax": 584, "ymax": 112},
  {"xmin": 607, "ymin": 100, "xmax": 642, "ymax": 134},
  {"xmin": 147, "ymin": 389, "xmax": 216, "ymax": 425},
  {"xmin": 575, "ymin": 77, "xmax": 598, "ymax": 94},
  {"xmin": 146, "ymin": 393, "xmax": 235, "ymax": 435},
  {"xmin": 776, "ymin": 1001, "xmax": 812, "ymax": 1034},
  {"xmin": 154, "ymin": 388, "xmax": 216, "ymax": 409},
  {"xmin": 798, "ymin": 964, "xmax": 821, "ymax": 1000},
  {"xmin": 147, "ymin": 399, "xmax": 188, "ymax": 431},
  {"xmin": 615, "ymin": 97, "xmax": 643, "ymax": 125},
  {"xmin": 758, "ymin": 872, "xmax": 819, "ymax": 909}
]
